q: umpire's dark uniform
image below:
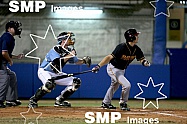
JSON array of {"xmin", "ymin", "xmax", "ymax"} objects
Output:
[{"xmin": 0, "ymin": 32, "xmax": 19, "ymax": 108}]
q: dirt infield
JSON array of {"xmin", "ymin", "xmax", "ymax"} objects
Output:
[{"xmin": 1, "ymin": 106, "xmax": 187, "ymax": 124}]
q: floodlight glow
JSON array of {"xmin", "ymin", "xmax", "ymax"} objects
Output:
[
  {"xmin": 50, "ymin": 6, "xmax": 103, "ymax": 18},
  {"xmin": 51, "ymin": 5, "xmax": 103, "ymax": 15},
  {"xmin": 61, "ymin": 9, "xmax": 103, "ymax": 15}
]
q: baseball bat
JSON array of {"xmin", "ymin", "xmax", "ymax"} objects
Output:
[{"xmin": 50, "ymin": 70, "xmax": 93, "ymax": 80}]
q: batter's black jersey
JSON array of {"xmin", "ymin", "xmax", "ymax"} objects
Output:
[{"xmin": 110, "ymin": 42, "xmax": 145, "ymax": 70}]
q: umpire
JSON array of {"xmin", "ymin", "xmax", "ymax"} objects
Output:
[{"xmin": 0, "ymin": 21, "xmax": 23, "ymax": 108}]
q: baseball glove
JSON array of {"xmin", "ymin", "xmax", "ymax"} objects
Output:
[{"xmin": 83, "ymin": 56, "xmax": 91, "ymax": 67}]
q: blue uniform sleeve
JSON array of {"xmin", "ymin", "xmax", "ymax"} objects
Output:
[{"xmin": 68, "ymin": 56, "xmax": 79, "ymax": 63}]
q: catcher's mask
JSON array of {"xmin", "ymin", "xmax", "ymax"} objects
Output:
[
  {"xmin": 6, "ymin": 21, "xmax": 22, "ymax": 38},
  {"xmin": 57, "ymin": 32, "xmax": 75, "ymax": 45},
  {"xmin": 124, "ymin": 28, "xmax": 140, "ymax": 42}
]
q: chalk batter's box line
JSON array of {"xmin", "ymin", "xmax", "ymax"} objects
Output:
[
  {"xmin": 151, "ymin": 111, "xmax": 187, "ymax": 119},
  {"xmin": 99, "ymin": 108, "xmax": 187, "ymax": 119},
  {"xmin": 124, "ymin": 110, "xmax": 187, "ymax": 119}
]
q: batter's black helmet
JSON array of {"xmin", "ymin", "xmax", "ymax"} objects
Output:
[
  {"xmin": 57, "ymin": 32, "xmax": 75, "ymax": 45},
  {"xmin": 124, "ymin": 28, "xmax": 140, "ymax": 42},
  {"xmin": 5, "ymin": 21, "xmax": 22, "ymax": 38}
]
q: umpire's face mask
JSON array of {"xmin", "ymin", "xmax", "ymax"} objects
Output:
[
  {"xmin": 14, "ymin": 21, "xmax": 22, "ymax": 38},
  {"xmin": 6, "ymin": 21, "xmax": 22, "ymax": 38}
]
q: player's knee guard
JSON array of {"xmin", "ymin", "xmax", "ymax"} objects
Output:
[
  {"xmin": 42, "ymin": 79, "xmax": 56, "ymax": 92},
  {"xmin": 72, "ymin": 78, "xmax": 81, "ymax": 91}
]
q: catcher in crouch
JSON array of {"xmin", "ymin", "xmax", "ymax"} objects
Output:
[{"xmin": 28, "ymin": 32, "xmax": 91, "ymax": 108}]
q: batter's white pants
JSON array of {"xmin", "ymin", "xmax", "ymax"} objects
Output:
[{"xmin": 103, "ymin": 63, "xmax": 131, "ymax": 104}]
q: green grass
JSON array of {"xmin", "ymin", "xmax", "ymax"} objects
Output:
[{"xmin": 22, "ymin": 99, "xmax": 186, "ymax": 109}]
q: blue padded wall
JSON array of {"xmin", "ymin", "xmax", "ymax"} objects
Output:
[
  {"xmin": 126, "ymin": 65, "xmax": 170, "ymax": 99},
  {"xmin": 9, "ymin": 64, "xmax": 170, "ymax": 99},
  {"xmin": 167, "ymin": 49, "xmax": 187, "ymax": 98}
]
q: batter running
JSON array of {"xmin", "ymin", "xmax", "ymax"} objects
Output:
[{"xmin": 92, "ymin": 28, "xmax": 150, "ymax": 111}]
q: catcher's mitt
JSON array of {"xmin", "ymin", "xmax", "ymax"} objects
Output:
[{"xmin": 83, "ymin": 56, "xmax": 91, "ymax": 67}]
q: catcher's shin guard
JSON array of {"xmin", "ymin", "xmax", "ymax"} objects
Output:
[
  {"xmin": 28, "ymin": 86, "xmax": 48, "ymax": 108},
  {"xmin": 60, "ymin": 78, "xmax": 81, "ymax": 99},
  {"xmin": 54, "ymin": 78, "xmax": 81, "ymax": 107},
  {"xmin": 33, "ymin": 87, "xmax": 48, "ymax": 101},
  {"xmin": 58, "ymin": 89, "xmax": 75, "ymax": 102}
]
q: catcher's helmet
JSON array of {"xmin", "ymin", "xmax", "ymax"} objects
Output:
[
  {"xmin": 5, "ymin": 21, "xmax": 22, "ymax": 38},
  {"xmin": 57, "ymin": 32, "xmax": 75, "ymax": 45},
  {"xmin": 124, "ymin": 28, "xmax": 140, "ymax": 42}
]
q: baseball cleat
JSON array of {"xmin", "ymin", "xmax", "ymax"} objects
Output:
[
  {"xmin": 119, "ymin": 103, "xmax": 130, "ymax": 111},
  {"xmin": 101, "ymin": 102, "xmax": 116, "ymax": 109},
  {"xmin": 54, "ymin": 101, "xmax": 71, "ymax": 107},
  {"xmin": 6, "ymin": 100, "xmax": 22, "ymax": 107},
  {"xmin": 0, "ymin": 101, "xmax": 6, "ymax": 108}
]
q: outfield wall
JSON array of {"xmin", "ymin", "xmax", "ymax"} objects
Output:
[
  {"xmin": 167, "ymin": 48, "xmax": 187, "ymax": 98},
  {"xmin": 9, "ymin": 64, "xmax": 171, "ymax": 99}
]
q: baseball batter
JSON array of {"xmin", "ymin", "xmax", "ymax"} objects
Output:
[
  {"xmin": 28, "ymin": 32, "xmax": 91, "ymax": 108},
  {"xmin": 92, "ymin": 28, "xmax": 150, "ymax": 111}
]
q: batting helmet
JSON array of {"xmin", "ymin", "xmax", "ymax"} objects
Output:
[
  {"xmin": 57, "ymin": 32, "xmax": 75, "ymax": 45},
  {"xmin": 124, "ymin": 28, "xmax": 140, "ymax": 42},
  {"xmin": 5, "ymin": 21, "xmax": 22, "ymax": 38}
]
